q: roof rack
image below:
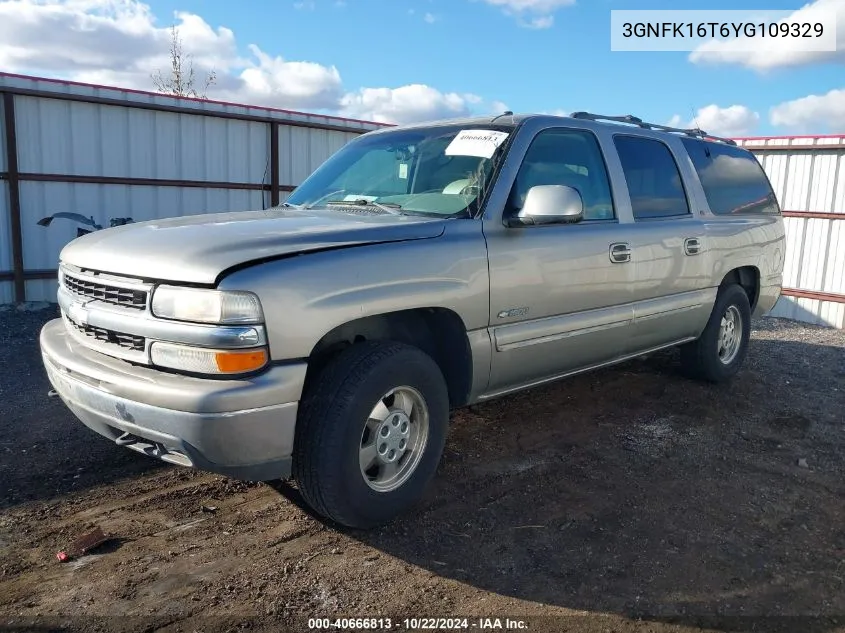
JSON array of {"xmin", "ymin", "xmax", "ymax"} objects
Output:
[{"xmin": 569, "ymin": 111, "xmax": 737, "ymax": 146}]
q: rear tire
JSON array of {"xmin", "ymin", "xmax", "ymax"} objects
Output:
[
  {"xmin": 680, "ymin": 283, "xmax": 751, "ymax": 383},
  {"xmin": 292, "ymin": 341, "xmax": 449, "ymax": 529}
]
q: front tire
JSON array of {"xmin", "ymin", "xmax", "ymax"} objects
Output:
[
  {"xmin": 680, "ymin": 283, "xmax": 751, "ymax": 383},
  {"xmin": 292, "ymin": 341, "xmax": 449, "ymax": 529}
]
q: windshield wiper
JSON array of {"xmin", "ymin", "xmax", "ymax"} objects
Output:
[{"xmin": 325, "ymin": 199, "xmax": 404, "ymax": 216}]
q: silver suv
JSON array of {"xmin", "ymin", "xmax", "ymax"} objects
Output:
[{"xmin": 39, "ymin": 112, "xmax": 785, "ymax": 528}]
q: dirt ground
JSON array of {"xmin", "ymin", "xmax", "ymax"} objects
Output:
[{"xmin": 1, "ymin": 305, "xmax": 844, "ymax": 633}]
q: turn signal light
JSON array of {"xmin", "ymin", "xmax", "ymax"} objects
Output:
[
  {"xmin": 214, "ymin": 349, "xmax": 268, "ymax": 373},
  {"xmin": 150, "ymin": 341, "xmax": 269, "ymax": 375}
]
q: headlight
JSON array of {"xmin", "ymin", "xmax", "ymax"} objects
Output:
[
  {"xmin": 150, "ymin": 341, "xmax": 268, "ymax": 375},
  {"xmin": 151, "ymin": 286, "xmax": 263, "ymax": 324}
]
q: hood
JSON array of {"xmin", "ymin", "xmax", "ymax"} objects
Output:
[{"xmin": 60, "ymin": 208, "xmax": 446, "ymax": 285}]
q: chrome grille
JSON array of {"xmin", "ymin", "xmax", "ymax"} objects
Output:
[
  {"xmin": 63, "ymin": 273, "xmax": 147, "ymax": 310},
  {"xmin": 67, "ymin": 318, "xmax": 145, "ymax": 352}
]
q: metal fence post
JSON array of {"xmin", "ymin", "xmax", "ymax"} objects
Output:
[
  {"xmin": 2, "ymin": 92, "xmax": 25, "ymax": 303},
  {"xmin": 270, "ymin": 121, "xmax": 280, "ymax": 207}
]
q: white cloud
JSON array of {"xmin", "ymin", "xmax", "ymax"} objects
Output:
[
  {"xmin": 423, "ymin": 12, "xmax": 438, "ymax": 24},
  {"xmin": 688, "ymin": 0, "xmax": 844, "ymax": 71},
  {"xmin": 770, "ymin": 88, "xmax": 845, "ymax": 132},
  {"xmin": 0, "ymin": 0, "xmax": 507, "ymax": 123},
  {"xmin": 480, "ymin": 0, "xmax": 575, "ymax": 29},
  {"xmin": 489, "ymin": 100, "xmax": 510, "ymax": 114},
  {"xmin": 232, "ymin": 44, "xmax": 342, "ymax": 109},
  {"xmin": 482, "ymin": 0, "xmax": 575, "ymax": 12},
  {"xmin": 541, "ymin": 108, "xmax": 570, "ymax": 116},
  {"xmin": 339, "ymin": 85, "xmax": 482, "ymax": 124},
  {"xmin": 668, "ymin": 105, "xmax": 760, "ymax": 137},
  {"xmin": 0, "ymin": 0, "xmax": 341, "ymax": 107},
  {"xmin": 524, "ymin": 15, "xmax": 554, "ymax": 29},
  {"xmin": 0, "ymin": 2, "xmax": 238, "ymax": 81}
]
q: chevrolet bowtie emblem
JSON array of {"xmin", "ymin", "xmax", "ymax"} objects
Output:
[{"xmin": 67, "ymin": 298, "xmax": 93, "ymax": 325}]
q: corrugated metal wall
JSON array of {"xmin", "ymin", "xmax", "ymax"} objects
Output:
[
  {"xmin": 278, "ymin": 125, "xmax": 358, "ymax": 186},
  {"xmin": 15, "ymin": 97, "xmax": 271, "ymax": 182},
  {"xmin": 3, "ymin": 77, "xmax": 842, "ymax": 329},
  {"xmin": 0, "ymin": 73, "xmax": 387, "ymax": 303},
  {"xmin": 16, "ymin": 96, "xmax": 271, "ymax": 280},
  {"xmin": 737, "ymin": 136, "xmax": 845, "ymax": 328}
]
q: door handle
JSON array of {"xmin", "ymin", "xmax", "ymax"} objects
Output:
[
  {"xmin": 609, "ymin": 242, "xmax": 631, "ymax": 263},
  {"xmin": 684, "ymin": 237, "xmax": 701, "ymax": 256}
]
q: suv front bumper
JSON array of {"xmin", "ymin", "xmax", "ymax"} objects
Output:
[{"xmin": 39, "ymin": 318, "xmax": 307, "ymax": 481}]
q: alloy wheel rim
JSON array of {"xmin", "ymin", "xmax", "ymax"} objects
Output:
[
  {"xmin": 359, "ymin": 386, "xmax": 430, "ymax": 493},
  {"xmin": 718, "ymin": 305, "xmax": 742, "ymax": 365}
]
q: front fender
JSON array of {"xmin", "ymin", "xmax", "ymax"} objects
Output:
[{"xmin": 217, "ymin": 220, "xmax": 490, "ymax": 361}]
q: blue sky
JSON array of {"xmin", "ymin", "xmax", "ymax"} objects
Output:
[{"xmin": 0, "ymin": 0, "xmax": 842, "ymax": 136}]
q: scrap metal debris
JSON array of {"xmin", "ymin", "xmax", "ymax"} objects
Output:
[{"xmin": 56, "ymin": 526, "xmax": 109, "ymax": 563}]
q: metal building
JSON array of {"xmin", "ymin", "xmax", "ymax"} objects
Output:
[
  {"xmin": 736, "ymin": 135, "xmax": 845, "ymax": 328},
  {"xmin": 2, "ymin": 78, "xmax": 843, "ymax": 329},
  {"xmin": 0, "ymin": 73, "xmax": 388, "ymax": 304}
]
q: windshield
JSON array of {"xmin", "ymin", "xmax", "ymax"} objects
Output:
[{"xmin": 285, "ymin": 124, "xmax": 514, "ymax": 217}]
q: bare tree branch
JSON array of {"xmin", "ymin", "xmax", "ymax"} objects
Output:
[{"xmin": 151, "ymin": 25, "xmax": 217, "ymax": 99}]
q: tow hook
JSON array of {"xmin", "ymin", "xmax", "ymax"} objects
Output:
[
  {"xmin": 47, "ymin": 389, "xmax": 59, "ymax": 398},
  {"xmin": 115, "ymin": 432, "xmax": 141, "ymax": 447}
]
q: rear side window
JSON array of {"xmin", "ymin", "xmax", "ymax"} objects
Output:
[
  {"xmin": 614, "ymin": 136, "xmax": 691, "ymax": 219},
  {"xmin": 682, "ymin": 138, "xmax": 780, "ymax": 216}
]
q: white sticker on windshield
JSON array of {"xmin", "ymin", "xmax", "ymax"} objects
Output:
[
  {"xmin": 445, "ymin": 129, "xmax": 509, "ymax": 159},
  {"xmin": 398, "ymin": 163, "xmax": 408, "ymax": 179}
]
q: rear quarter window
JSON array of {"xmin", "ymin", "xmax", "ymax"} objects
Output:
[{"xmin": 681, "ymin": 138, "xmax": 781, "ymax": 216}]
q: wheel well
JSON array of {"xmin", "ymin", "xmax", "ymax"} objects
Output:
[
  {"xmin": 304, "ymin": 308, "xmax": 473, "ymax": 408},
  {"xmin": 720, "ymin": 266, "xmax": 759, "ymax": 311}
]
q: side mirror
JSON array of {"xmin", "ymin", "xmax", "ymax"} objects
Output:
[{"xmin": 506, "ymin": 185, "xmax": 584, "ymax": 227}]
